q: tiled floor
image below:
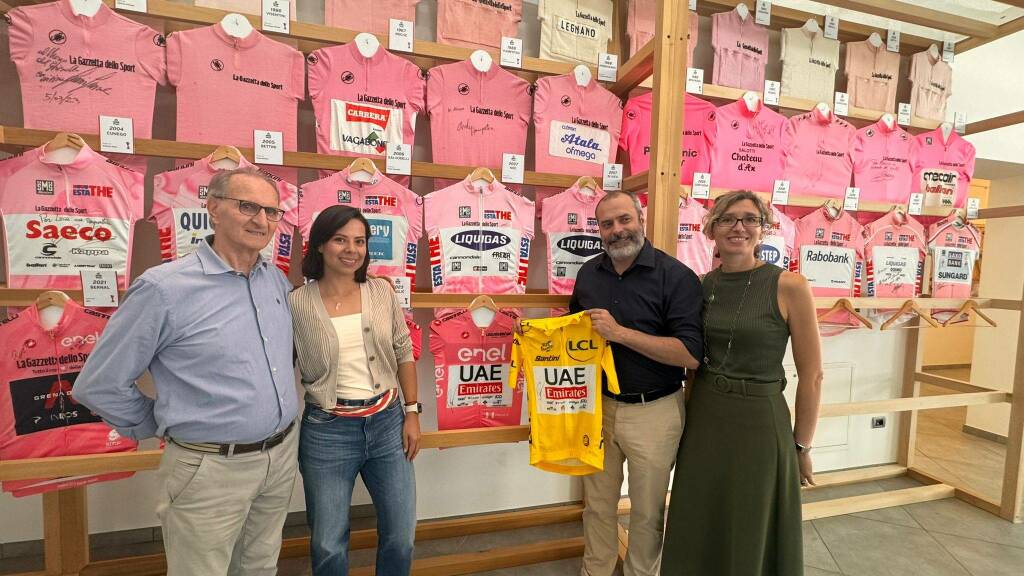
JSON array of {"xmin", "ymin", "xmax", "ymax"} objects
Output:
[{"xmin": 4, "ymin": 369, "xmax": 1021, "ymax": 575}]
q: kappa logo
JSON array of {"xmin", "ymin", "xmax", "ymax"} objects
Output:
[
  {"xmin": 211, "ymin": 59, "xmax": 224, "ymax": 71},
  {"xmin": 35, "ymin": 180, "xmax": 55, "ymax": 195},
  {"xmin": 341, "ymin": 71, "xmax": 355, "ymax": 84},
  {"xmin": 306, "ymin": 53, "xmax": 318, "ymax": 65},
  {"xmin": 49, "ymin": 30, "xmax": 66, "ymax": 45},
  {"xmin": 338, "ymin": 190, "xmax": 352, "ymax": 203},
  {"xmin": 568, "ymin": 213, "xmax": 578, "ymax": 225},
  {"xmin": 457, "ymin": 83, "xmax": 471, "ymax": 95},
  {"xmin": 560, "ymin": 95, "xmax": 572, "ymax": 107},
  {"xmin": 458, "ymin": 206, "xmax": 472, "ymax": 218},
  {"xmin": 153, "ymin": 34, "xmax": 166, "ymax": 47}
]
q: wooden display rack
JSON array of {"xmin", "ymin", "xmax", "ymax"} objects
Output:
[{"xmin": 2, "ymin": 1, "xmax": 1024, "ymax": 574}]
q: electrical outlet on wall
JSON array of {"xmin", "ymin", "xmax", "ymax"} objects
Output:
[{"xmin": 871, "ymin": 416, "xmax": 887, "ymax": 429}]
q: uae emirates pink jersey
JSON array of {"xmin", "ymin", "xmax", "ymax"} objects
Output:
[
  {"xmin": 534, "ymin": 74, "xmax": 623, "ymax": 177},
  {"xmin": 150, "ymin": 154, "xmax": 299, "ymax": 274},
  {"xmin": 437, "ymin": 0, "xmax": 522, "ymax": 50},
  {"xmin": 711, "ymin": 9, "xmax": 769, "ymax": 91},
  {"xmin": 627, "ymin": 1, "xmax": 698, "ymax": 62},
  {"xmin": 618, "ymin": 92, "xmax": 717, "ymax": 185},
  {"xmin": 306, "ymin": 43, "xmax": 425, "ymax": 182},
  {"xmin": 762, "ymin": 205, "xmax": 797, "ymax": 271},
  {"xmin": 913, "ymin": 128, "xmax": 976, "ymax": 210},
  {"xmin": 424, "ymin": 177, "xmax": 535, "ymax": 296},
  {"xmin": 782, "ymin": 107, "xmax": 856, "ymax": 198},
  {"xmin": 325, "ymin": 1, "xmax": 419, "ymax": 34},
  {"xmin": 429, "ymin": 308, "xmax": 524, "ymax": 430},
  {"xmin": 676, "ymin": 197, "xmax": 713, "ymax": 276},
  {"xmin": 862, "ymin": 211, "xmax": 926, "ymax": 298},
  {"xmin": 0, "ymin": 144, "xmax": 144, "ymax": 290},
  {"xmin": 166, "ymin": 23, "xmax": 305, "ymax": 183},
  {"xmin": 851, "ymin": 119, "xmax": 918, "ymax": 205},
  {"xmin": 541, "ymin": 183, "xmax": 604, "ymax": 295},
  {"xmin": 708, "ymin": 99, "xmax": 786, "ymax": 192},
  {"xmin": 795, "ymin": 206, "xmax": 866, "ymax": 334},
  {"xmin": 426, "ymin": 60, "xmax": 532, "ymax": 188},
  {"xmin": 927, "ymin": 213, "xmax": 981, "ymax": 322},
  {"xmin": 0, "ymin": 302, "xmax": 136, "ymax": 497},
  {"xmin": 6, "ymin": 0, "xmax": 167, "ymax": 172},
  {"xmin": 299, "ymin": 167, "xmax": 423, "ymax": 286}
]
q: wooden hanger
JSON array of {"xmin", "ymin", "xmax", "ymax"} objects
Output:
[
  {"xmin": 817, "ymin": 298, "xmax": 873, "ymax": 329},
  {"xmin": 468, "ymin": 167, "xmax": 496, "ymax": 184},
  {"xmin": 349, "ymin": 157, "xmax": 379, "ymax": 177},
  {"xmin": 210, "ymin": 145, "xmax": 242, "ymax": 164},
  {"xmin": 35, "ymin": 290, "xmax": 70, "ymax": 311},
  {"xmin": 942, "ymin": 300, "xmax": 997, "ymax": 328},
  {"xmin": 881, "ymin": 300, "xmax": 941, "ymax": 330},
  {"xmin": 574, "ymin": 175, "xmax": 599, "ymax": 192},
  {"xmin": 822, "ymin": 198, "xmax": 843, "ymax": 218},
  {"xmin": 468, "ymin": 294, "xmax": 498, "ymax": 312},
  {"xmin": 44, "ymin": 132, "xmax": 85, "ymax": 153}
]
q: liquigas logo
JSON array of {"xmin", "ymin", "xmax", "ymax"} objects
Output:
[
  {"xmin": 451, "ymin": 230, "xmax": 511, "ymax": 251},
  {"xmin": 556, "ymin": 235, "xmax": 602, "ymax": 257}
]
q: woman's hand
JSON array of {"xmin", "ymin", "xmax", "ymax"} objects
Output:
[
  {"xmin": 403, "ymin": 413, "xmax": 422, "ymax": 461},
  {"xmin": 798, "ymin": 452, "xmax": 815, "ymax": 487}
]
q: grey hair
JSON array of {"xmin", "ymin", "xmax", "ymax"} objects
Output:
[
  {"xmin": 207, "ymin": 167, "xmax": 279, "ymax": 201},
  {"xmin": 595, "ymin": 190, "xmax": 645, "ymax": 222}
]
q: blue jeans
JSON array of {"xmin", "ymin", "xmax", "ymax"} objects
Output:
[{"xmin": 298, "ymin": 401, "xmax": 416, "ymax": 576}]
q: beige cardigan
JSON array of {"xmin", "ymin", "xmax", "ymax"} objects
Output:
[{"xmin": 289, "ymin": 278, "xmax": 414, "ymax": 409}]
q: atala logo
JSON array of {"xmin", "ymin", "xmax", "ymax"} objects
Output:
[
  {"xmin": 41, "ymin": 243, "xmax": 57, "ymax": 257},
  {"xmin": 153, "ymin": 34, "xmax": 166, "ymax": 47},
  {"xmin": 211, "ymin": 59, "xmax": 224, "ymax": 71},
  {"xmin": 338, "ymin": 190, "xmax": 352, "ymax": 203},
  {"xmin": 560, "ymin": 95, "xmax": 572, "ymax": 107},
  {"xmin": 457, "ymin": 83, "xmax": 471, "ymax": 95},
  {"xmin": 451, "ymin": 230, "xmax": 511, "ymax": 251},
  {"xmin": 49, "ymin": 30, "xmax": 66, "ymax": 45},
  {"xmin": 556, "ymin": 235, "xmax": 603, "ymax": 257},
  {"xmin": 306, "ymin": 53, "xmax": 319, "ymax": 65},
  {"xmin": 760, "ymin": 245, "xmax": 781, "ymax": 264},
  {"xmin": 341, "ymin": 71, "xmax": 355, "ymax": 84},
  {"xmin": 36, "ymin": 180, "xmax": 55, "ymax": 195}
]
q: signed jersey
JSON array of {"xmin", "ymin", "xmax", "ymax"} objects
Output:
[
  {"xmin": 927, "ymin": 212, "xmax": 981, "ymax": 323},
  {"xmin": 707, "ymin": 98, "xmax": 787, "ymax": 192},
  {"xmin": 0, "ymin": 301, "xmax": 136, "ymax": 497},
  {"xmin": 429, "ymin": 308, "xmax": 523, "ymax": 430},
  {"xmin": 795, "ymin": 206, "xmax": 866, "ymax": 335},
  {"xmin": 781, "ymin": 107, "xmax": 856, "ymax": 197},
  {"xmin": 913, "ymin": 128, "xmax": 976, "ymax": 210},
  {"xmin": 510, "ymin": 312, "xmax": 619, "ymax": 475},
  {"xmin": 540, "ymin": 183, "xmax": 605, "ymax": 295},
  {"xmin": 534, "ymin": 73, "xmax": 623, "ymax": 178},
  {"xmin": 861, "ymin": 211, "xmax": 926, "ymax": 298}
]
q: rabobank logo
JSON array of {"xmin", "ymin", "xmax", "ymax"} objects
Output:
[
  {"xmin": 759, "ymin": 244, "xmax": 781, "ymax": 264},
  {"xmin": 451, "ymin": 230, "xmax": 510, "ymax": 251},
  {"xmin": 556, "ymin": 235, "xmax": 603, "ymax": 257}
]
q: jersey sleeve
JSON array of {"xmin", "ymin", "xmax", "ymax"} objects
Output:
[
  {"xmin": 288, "ymin": 48, "xmax": 306, "ymax": 102},
  {"xmin": 306, "ymin": 48, "xmax": 329, "ymax": 102},
  {"xmin": 518, "ymin": 194, "xmax": 537, "ymax": 240},
  {"xmin": 600, "ymin": 338, "xmax": 620, "ymax": 394},
  {"xmin": 6, "ymin": 8, "xmax": 32, "ymax": 64},
  {"xmin": 279, "ymin": 180, "xmax": 300, "ymax": 228},
  {"xmin": 781, "ymin": 117, "xmax": 798, "ymax": 162},
  {"xmin": 509, "ymin": 335, "xmax": 523, "ymax": 390},
  {"xmin": 165, "ymin": 31, "xmax": 184, "ymax": 87},
  {"xmin": 134, "ymin": 25, "xmax": 168, "ymax": 85},
  {"xmin": 426, "ymin": 65, "xmax": 445, "ymax": 116},
  {"xmin": 962, "ymin": 142, "xmax": 976, "ymax": 183},
  {"xmin": 619, "ymin": 100, "xmax": 637, "ymax": 153},
  {"xmin": 532, "ymin": 77, "xmax": 551, "ymax": 127},
  {"xmin": 406, "ymin": 62, "xmax": 428, "ymax": 115}
]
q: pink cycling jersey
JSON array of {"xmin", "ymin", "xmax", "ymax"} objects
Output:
[
  {"xmin": 0, "ymin": 143, "xmax": 144, "ymax": 290},
  {"xmin": 782, "ymin": 107, "xmax": 856, "ymax": 198},
  {"xmin": 913, "ymin": 128, "xmax": 976, "ymax": 210},
  {"xmin": 0, "ymin": 301, "xmax": 136, "ymax": 497},
  {"xmin": 928, "ymin": 212, "xmax": 980, "ymax": 322},
  {"xmin": 166, "ymin": 23, "xmax": 305, "ymax": 183},
  {"xmin": 150, "ymin": 154, "xmax": 299, "ymax": 274},
  {"xmin": 762, "ymin": 205, "xmax": 797, "ymax": 271},
  {"xmin": 711, "ymin": 8, "xmax": 769, "ymax": 91},
  {"xmin": 676, "ymin": 197, "xmax": 713, "ymax": 276},
  {"xmin": 429, "ymin": 308, "xmax": 524, "ymax": 430},
  {"xmin": 618, "ymin": 92, "xmax": 716, "ymax": 185},
  {"xmin": 426, "ymin": 60, "xmax": 532, "ymax": 189},
  {"xmin": 627, "ymin": 1, "xmax": 697, "ymax": 62},
  {"xmin": 851, "ymin": 119, "xmax": 918, "ymax": 205},
  {"xmin": 424, "ymin": 177, "xmax": 535, "ymax": 296},
  {"xmin": 862, "ymin": 210, "xmax": 926, "ymax": 298},
  {"xmin": 436, "ymin": 0, "xmax": 522, "ymax": 50},
  {"xmin": 299, "ymin": 166, "xmax": 423, "ymax": 286},
  {"xmin": 324, "ymin": 0, "xmax": 419, "ymax": 34},
  {"xmin": 708, "ymin": 98, "xmax": 787, "ymax": 192},
  {"xmin": 795, "ymin": 206, "xmax": 866, "ymax": 334},
  {"xmin": 6, "ymin": 0, "xmax": 167, "ymax": 172},
  {"xmin": 306, "ymin": 43, "xmax": 425, "ymax": 182},
  {"xmin": 534, "ymin": 74, "xmax": 623, "ymax": 177},
  {"xmin": 540, "ymin": 183, "xmax": 605, "ymax": 295}
]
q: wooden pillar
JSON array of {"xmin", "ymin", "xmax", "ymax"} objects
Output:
[
  {"xmin": 898, "ymin": 318, "xmax": 924, "ymax": 468},
  {"xmin": 644, "ymin": 0, "xmax": 688, "ymax": 252},
  {"xmin": 1000, "ymin": 277, "xmax": 1024, "ymax": 523},
  {"xmin": 43, "ymin": 487, "xmax": 90, "ymax": 575}
]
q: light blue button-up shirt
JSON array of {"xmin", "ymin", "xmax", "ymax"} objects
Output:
[{"xmin": 74, "ymin": 237, "xmax": 299, "ymax": 444}]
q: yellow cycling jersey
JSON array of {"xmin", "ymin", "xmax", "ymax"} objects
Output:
[{"xmin": 510, "ymin": 311, "xmax": 619, "ymax": 475}]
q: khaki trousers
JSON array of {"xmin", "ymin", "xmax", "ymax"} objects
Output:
[
  {"xmin": 581, "ymin": 389, "xmax": 685, "ymax": 576},
  {"xmin": 156, "ymin": 425, "xmax": 299, "ymax": 576}
]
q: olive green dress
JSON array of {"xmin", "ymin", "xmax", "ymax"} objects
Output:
[{"xmin": 661, "ymin": 263, "xmax": 803, "ymax": 576}]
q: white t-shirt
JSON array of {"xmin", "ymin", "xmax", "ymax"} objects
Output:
[{"xmin": 332, "ymin": 314, "xmax": 374, "ymax": 400}]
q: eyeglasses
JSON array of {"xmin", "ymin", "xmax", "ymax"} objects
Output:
[
  {"xmin": 217, "ymin": 196, "xmax": 285, "ymax": 222},
  {"xmin": 715, "ymin": 215, "xmax": 765, "ymax": 229}
]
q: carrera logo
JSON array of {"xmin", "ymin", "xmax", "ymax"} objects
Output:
[
  {"xmin": 456, "ymin": 347, "xmax": 505, "ymax": 362},
  {"xmin": 61, "ymin": 331, "xmax": 100, "ymax": 348},
  {"xmin": 345, "ymin": 103, "xmax": 391, "ymax": 130},
  {"xmin": 306, "ymin": 53, "xmax": 319, "ymax": 65},
  {"xmin": 561, "ymin": 95, "xmax": 572, "ymax": 107},
  {"xmin": 26, "ymin": 221, "xmax": 113, "ymax": 241},
  {"xmin": 483, "ymin": 209, "xmax": 512, "ymax": 220},
  {"xmin": 72, "ymin": 184, "xmax": 113, "ymax": 198},
  {"xmin": 36, "ymin": 180, "xmax": 55, "ymax": 195},
  {"xmin": 556, "ymin": 235, "xmax": 603, "ymax": 257},
  {"xmin": 451, "ymin": 230, "xmax": 511, "ymax": 251},
  {"xmin": 365, "ymin": 195, "xmax": 396, "ymax": 207},
  {"xmin": 153, "ymin": 34, "xmax": 166, "ymax": 47}
]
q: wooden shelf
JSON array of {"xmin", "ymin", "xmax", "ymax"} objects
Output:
[{"xmin": 686, "ymin": 185, "xmax": 958, "ymax": 217}]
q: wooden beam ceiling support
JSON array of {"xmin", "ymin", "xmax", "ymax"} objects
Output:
[
  {"xmin": 957, "ymin": 14, "xmax": 1024, "ymax": 52},
  {"xmin": 818, "ymin": 0, "xmax": 998, "ymax": 38},
  {"xmin": 966, "ymin": 110, "xmax": 1024, "ymax": 135}
]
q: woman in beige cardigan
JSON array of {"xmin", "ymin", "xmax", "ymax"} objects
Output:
[{"xmin": 289, "ymin": 205, "xmax": 420, "ymax": 576}]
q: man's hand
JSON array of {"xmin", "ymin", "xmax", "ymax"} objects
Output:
[{"xmin": 588, "ymin": 309, "xmax": 625, "ymax": 343}]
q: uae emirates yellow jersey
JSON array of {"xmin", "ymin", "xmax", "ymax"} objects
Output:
[{"xmin": 510, "ymin": 312, "xmax": 619, "ymax": 475}]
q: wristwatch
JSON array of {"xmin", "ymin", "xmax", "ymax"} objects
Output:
[
  {"xmin": 403, "ymin": 402, "xmax": 423, "ymax": 414},
  {"xmin": 795, "ymin": 441, "xmax": 812, "ymax": 454}
]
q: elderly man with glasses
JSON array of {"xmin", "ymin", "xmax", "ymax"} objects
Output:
[{"xmin": 75, "ymin": 167, "xmax": 299, "ymax": 576}]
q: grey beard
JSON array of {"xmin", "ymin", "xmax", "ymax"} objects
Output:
[{"xmin": 605, "ymin": 233, "xmax": 644, "ymax": 261}]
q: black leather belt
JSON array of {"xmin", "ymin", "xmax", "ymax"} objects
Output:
[
  {"xmin": 171, "ymin": 421, "xmax": 295, "ymax": 456},
  {"xmin": 603, "ymin": 384, "xmax": 681, "ymax": 405}
]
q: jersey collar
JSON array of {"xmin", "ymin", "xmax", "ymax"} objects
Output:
[
  {"xmin": 213, "ymin": 22, "xmax": 262, "ymax": 50},
  {"xmin": 461, "ymin": 175, "xmax": 503, "ymax": 197},
  {"xmin": 347, "ymin": 41, "xmax": 387, "ymax": 67},
  {"xmin": 35, "ymin": 142, "xmax": 103, "ymax": 171},
  {"xmin": 810, "ymin": 106, "xmax": 835, "ymax": 125},
  {"xmin": 340, "ymin": 164, "xmax": 383, "ymax": 188},
  {"xmin": 568, "ymin": 182, "xmax": 603, "ymax": 205},
  {"xmin": 59, "ymin": 0, "xmax": 113, "ymax": 29},
  {"xmin": 25, "ymin": 298, "xmax": 81, "ymax": 334}
]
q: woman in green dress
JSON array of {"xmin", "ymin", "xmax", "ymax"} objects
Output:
[{"xmin": 661, "ymin": 190, "xmax": 823, "ymax": 576}]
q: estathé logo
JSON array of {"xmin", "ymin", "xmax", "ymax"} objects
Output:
[
  {"xmin": 556, "ymin": 235, "xmax": 603, "ymax": 257},
  {"xmin": 805, "ymin": 250, "xmax": 850, "ymax": 264},
  {"xmin": 72, "ymin": 185, "xmax": 113, "ymax": 197},
  {"xmin": 451, "ymin": 230, "xmax": 510, "ymax": 251}
]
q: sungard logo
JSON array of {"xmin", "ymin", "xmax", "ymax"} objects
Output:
[
  {"xmin": 26, "ymin": 221, "xmax": 113, "ymax": 241},
  {"xmin": 483, "ymin": 209, "xmax": 512, "ymax": 220},
  {"xmin": 451, "ymin": 230, "xmax": 510, "ymax": 250},
  {"xmin": 36, "ymin": 180, "xmax": 55, "ymax": 195},
  {"xmin": 72, "ymin": 184, "xmax": 113, "ymax": 198},
  {"xmin": 556, "ymin": 235, "xmax": 603, "ymax": 257},
  {"xmin": 61, "ymin": 331, "xmax": 100, "ymax": 348},
  {"xmin": 338, "ymin": 190, "xmax": 352, "ymax": 203},
  {"xmin": 365, "ymin": 195, "xmax": 397, "ymax": 207}
]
